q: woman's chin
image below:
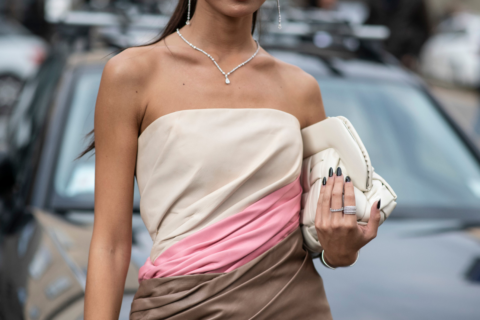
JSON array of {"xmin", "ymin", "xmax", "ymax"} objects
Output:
[{"xmin": 206, "ymin": 0, "xmax": 264, "ymax": 18}]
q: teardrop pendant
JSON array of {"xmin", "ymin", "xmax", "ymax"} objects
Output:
[{"xmin": 225, "ymin": 76, "xmax": 230, "ymax": 84}]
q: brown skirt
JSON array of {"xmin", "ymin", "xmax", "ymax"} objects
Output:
[{"xmin": 129, "ymin": 228, "xmax": 333, "ymax": 320}]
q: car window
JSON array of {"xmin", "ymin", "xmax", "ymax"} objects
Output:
[
  {"xmin": 52, "ymin": 67, "xmax": 140, "ymax": 210},
  {"xmin": 6, "ymin": 54, "xmax": 64, "ymax": 200},
  {"xmin": 318, "ymin": 78, "xmax": 480, "ymax": 212}
]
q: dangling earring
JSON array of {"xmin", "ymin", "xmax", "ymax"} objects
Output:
[
  {"xmin": 277, "ymin": 0, "xmax": 282, "ymax": 29},
  {"xmin": 186, "ymin": 0, "xmax": 191, "ymax": 25}
]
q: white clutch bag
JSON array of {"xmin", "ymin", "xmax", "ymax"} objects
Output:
[{"xmin": 300, "ymin": 116, "xmax": 398, "ymax": 254}]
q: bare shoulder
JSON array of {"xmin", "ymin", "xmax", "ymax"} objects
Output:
[
  {"xmin": 95, "ymin": 46, "xmax": 161, "ymax": 133},
  {"xmin": 101, "ymin": 37, "xmax": 181, "ymax": 97},
  {"xmin": 103, "ymin": 45, "xmax": 159, "ymax": 87},
  {"xmin": 98, "ymin": 44, "xmax": 171, "ymax": 124},
  {"xmin": 270, "ymin": 56, "xmax": 327, "ymax": 128}
]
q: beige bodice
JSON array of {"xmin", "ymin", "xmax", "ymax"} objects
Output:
[{"xmin": 136, "ymin": 108, "xmax": 303, "ymax": 262}]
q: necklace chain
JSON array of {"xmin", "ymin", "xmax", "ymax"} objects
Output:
[{"xmin": 176, "ymin": 28, "xmax": 260, "ymax": 84}]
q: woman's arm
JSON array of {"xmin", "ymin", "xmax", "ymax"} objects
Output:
[
  {"xmin": 294, "ymin": 72, "xmax": 382, "ymax": 266},
  {"xmin": 84, "ymin": 51, "xmax": 148, "ymax": 319}
]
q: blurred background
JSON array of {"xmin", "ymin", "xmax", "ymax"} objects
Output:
[{"xmin": 1, "ymin": 0, "xmax": 480, "ymax": 319}]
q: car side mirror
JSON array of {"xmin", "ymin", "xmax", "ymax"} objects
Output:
[{"xmin": 0, "ymin": 151, "xmax": 16, "ymax": 197}]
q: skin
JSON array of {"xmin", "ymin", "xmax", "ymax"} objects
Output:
[
  {"xmin": 317, "ymin": 174, "xmax": 381, "ymax": 267},
  {"xmin": 317, "ymin": 0, "xmax": 337, "ymax": 10},
  {"xmin": 84, "ymin": 0, "xmax": 381, "ymax": 318}
]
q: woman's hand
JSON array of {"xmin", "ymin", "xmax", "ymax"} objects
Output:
[{"xmin": 315, "ymin": 166, "xmax": 381, "ymax": 267}]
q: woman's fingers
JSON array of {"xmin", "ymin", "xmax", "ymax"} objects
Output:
[
  {"xmin": 315, "ymin": 176, "xmax": 326, "ymax": 228},
  {"xmin": 314, "ymin": 166, "xmax": 382, "ymax": 263},
  {"xmin": 331, "ymin": 167, "xmax": 344, "ymax": 224},
  {"xmin": 343, "ymin": 176, "xmax": 357, "ymax": 226},
  {"xmin": 365, "ymin": 199, "xmax": 382, "ymax": 240},
  {"xmin": 320, "ymin": 167, "xmax": 335, "ymax": 224}
]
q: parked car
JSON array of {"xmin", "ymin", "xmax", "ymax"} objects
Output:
[
  {"xmin": 0, "ymin": 17, "xmax": 48, "ymax": 113},
  {"xmin": 274, "ymin": 50, "xmax": 480, "ymax": 320},
  {"xmin": 1, "ymin": 36, "xmax": 480, "ymax": 320},
  {"xmin": 420, "ymin": 12, "xmax": 480, "ymax": 88}
]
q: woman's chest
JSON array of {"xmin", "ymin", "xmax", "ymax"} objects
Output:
[
  {"xmin": 140, "ymin": 65, "xmax": 303, "ymax": 134},
  {"xmin": 135, "ymin": 108, "xmax": 304, "ymax": 196}
]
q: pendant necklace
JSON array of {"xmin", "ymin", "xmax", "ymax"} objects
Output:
[{"xmin": 176, "ymin": 28, "xmax": 260, "ymax": 84}]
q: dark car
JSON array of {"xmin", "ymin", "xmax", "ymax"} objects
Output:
[
  {"xmin": 1, "ymin": 40, "xmax": 480, "ymax": 320},
  {"xmin": 273, "ymin": 50, "xmax": 480, "ymax": 320},
  {"xmin": 0, "ymin": 49, "xmax": 145, "ymax": 320}
]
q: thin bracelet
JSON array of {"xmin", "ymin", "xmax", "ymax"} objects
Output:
[{"xmin": 321, "ymin": 249, "xmax": 360, "ymax": 270}]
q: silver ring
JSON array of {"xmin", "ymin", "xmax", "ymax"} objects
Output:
[
  {"xmin": 330, "ymin": 207, "xmax": 344, "ymax": 212},
  {"xmin": 343, "ymin": 206, "xmax": 357, "ymax": 215}
]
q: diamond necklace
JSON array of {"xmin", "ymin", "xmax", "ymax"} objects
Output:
[{"xmin": 176, "ymin": 28, "xmax": 260, "ymax": 84}]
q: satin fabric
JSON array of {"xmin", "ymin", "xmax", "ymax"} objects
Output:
[
  {"xmin": 138, "ymin": 175, "xmax": 302, "ymax": 281},
  {"xmin": 136, "ymin": 108, "xmax": 302, "ymax": 262},
  {"xmin": 130, "ymin": 228, "xmax": 333, "ymax": 320},
  {"xmin": 131, "ymin": 109, "xmax": 333, "ymax": 319}
]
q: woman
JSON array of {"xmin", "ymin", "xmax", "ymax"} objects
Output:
[{"xmin": 83, "ymin": 0, "xmax": 382, "ymax": 318}]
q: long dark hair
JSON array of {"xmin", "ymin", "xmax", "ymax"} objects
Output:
[{"xmin": 77, "ymin": 0, "xmax": 259, "ymax": 160}]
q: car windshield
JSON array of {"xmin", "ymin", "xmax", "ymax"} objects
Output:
[
  {"xmin": 53, "ymin": 64, "xmax": 480, "ymax": 216},
  {"xmin": 318, "ymin": 78, "xmax": 480, "ymax": 213},
  {"xmin": 53, "ymin": 67, "xmax": 141, "ymax": 209}
]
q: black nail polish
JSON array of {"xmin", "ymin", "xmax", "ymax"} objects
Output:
[
  {"xmin": 377, "ymin": 199, "xmax": 381, "ymax": 209},
  {"xmin": 329, "ymin": 167, "xmax": 333, "ymax": 177},
  {"xmin": 322, "ymin": 177, "xmax": 327, "ymax": 185},
  {"xmin": 345, "ymin": 176, "xmax": 351, "ymax": 182},
  {"xmin": 336, "ymin": 167, "xmax": 342, "ymax": 176}
]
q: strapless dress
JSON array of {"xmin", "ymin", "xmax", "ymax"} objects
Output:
[{"xmin": 129, "ymin": 108, "xmax": 333, "ymax": 320}]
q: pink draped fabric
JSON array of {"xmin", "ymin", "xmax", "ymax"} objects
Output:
[{"xmin": 138, "ymin": 175, "xmax": 302, "ymax": 282}]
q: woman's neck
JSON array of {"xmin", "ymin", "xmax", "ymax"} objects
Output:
[{"xmin": 178, "ymin": 0, "xmax": 257, "ymax": 57}]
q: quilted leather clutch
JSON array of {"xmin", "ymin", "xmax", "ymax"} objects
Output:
[{"xmin": 300, "ymin": 116, "xmax": 398, "ymax": 254}]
